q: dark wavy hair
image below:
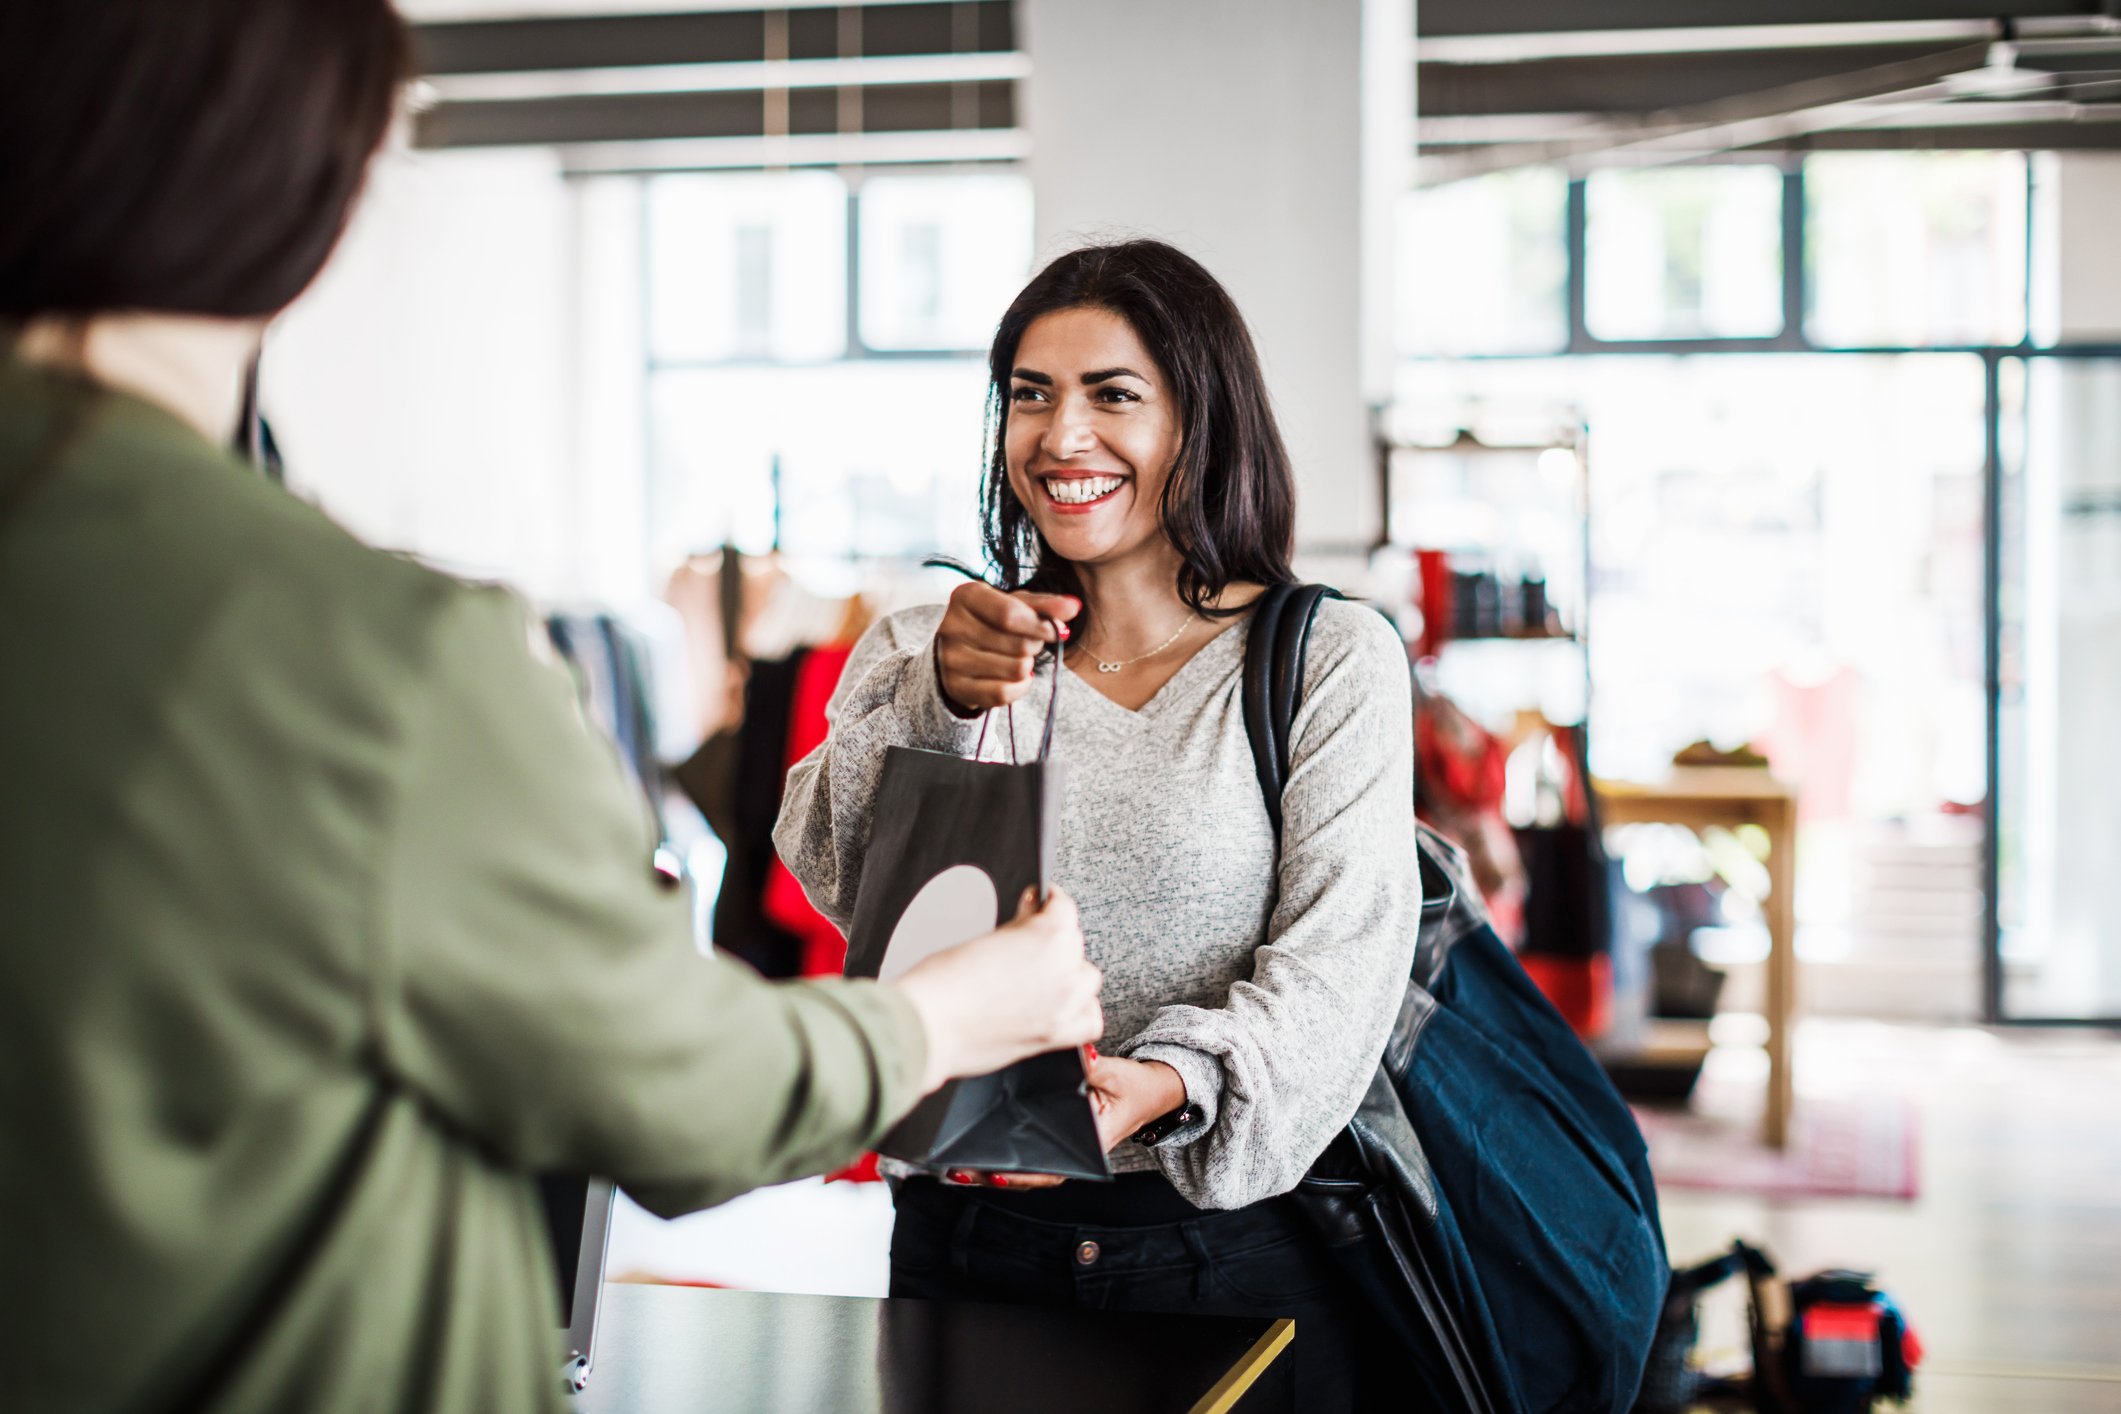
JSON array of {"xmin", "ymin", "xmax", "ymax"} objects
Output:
[
  {"xmin": 0, "ymin": 0, "xmax": 410, "ymax": 322},
  {"xmin": 980, "ymin": 240, "xmax": 1296, "ymax": 630}
]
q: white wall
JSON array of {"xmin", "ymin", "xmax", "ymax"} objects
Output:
[
  {"xmin": 570, "ymin": 175, "xmax": 653, "ymax": 608},
  {"xmin": 2035, "ymin": 152, "xmax": 2121, "ymax": 343},
  {"xmin": 1022, "ymin": 0, "xmax": 1410, "ymax": 556},
  {"xmin": 265, "ymin": 144, "xmax": 596, "ymax": 601}
]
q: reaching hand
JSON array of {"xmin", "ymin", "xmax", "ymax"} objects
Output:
[
  {"xmin": 934, "ymin": 580, "xmax": 1081, "ymax": 713},
  {"xmin": 890, "ymin": 887, "xmax": 1102, "ymax": 1095},
  {"xmin": 942, "ymin": 1051, "xmax": 1187, "ymax": 1192}
]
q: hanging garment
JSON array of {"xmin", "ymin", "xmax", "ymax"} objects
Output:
[
  {"xmin": 760, "ymin": 644, "xmax": 857, "ymax": 977},
  {"xmin": 664, "ymin": 554, "xmax": 739, "ymax": 747},
  {"xmin": 1513, "ymin": 724, "xmax": 1615, "ymax": 1036},
  {"xmin": 1414, "ymin": 684, "xmax": 1526, "ymax": 942},
  {"xmin": 691, "ymin": 653, "xmax": 807, "ymax": 978},
  {"xmin": 547, "ymin": 613, "xmax": 668, "ymax": 842}
]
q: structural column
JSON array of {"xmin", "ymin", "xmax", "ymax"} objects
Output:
[{"xmin": 1022, "ymin": 0, "xmax": 1412, "ymax": 558}]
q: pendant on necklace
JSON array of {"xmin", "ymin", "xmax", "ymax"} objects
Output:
[{"xmin": 1097, "ymin": 662, "xmax": 1123, "ymax": 674}]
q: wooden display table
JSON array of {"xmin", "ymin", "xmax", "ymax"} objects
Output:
[
  {"xmin": 571, "ymin": 1283, "xmax": 1295, "ymax": 1413},
  {"xmin": 1595, "ymin": 768, "xmax": 1801, "ymax": 1149}
]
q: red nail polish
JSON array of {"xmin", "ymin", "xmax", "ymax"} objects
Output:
[
  {"xmin": 1085, "ymin": 1044, "xmax": 1100, "ymax": 1062},
  {"xmin": 991, "ymin": 1175, "xmax": 1010, "ymax": 1188},
  {"xmin": 946, "ymin": 1169, "xmax": 972, "ymax": 1185}
]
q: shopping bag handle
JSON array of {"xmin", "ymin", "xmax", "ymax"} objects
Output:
[{"xmin": 971, "ymin": 623, "xmax": 1062, "ymax": 766}]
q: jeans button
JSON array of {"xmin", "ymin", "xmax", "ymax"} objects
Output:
[{"xmin": 1075, "ymin": 1240, "xmax": 1101, "ymax": 1267}]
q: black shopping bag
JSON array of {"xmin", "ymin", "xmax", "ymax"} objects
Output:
[{"xmin": 842, "ymin": 660, "xmax": 1108, "ymax": 1181}]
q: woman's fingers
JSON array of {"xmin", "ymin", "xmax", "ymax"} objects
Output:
[
  {"xmin": 959, "ymin": 584, "xmax": 1078, "ymax": 642},
  {"xmin": 938, "ymin": 583, "xmax": 1077, "ymax": 709},
  {"xmin": 942, "ymin": 638, "xmax": 1039, "ymax": 680},
  {"xmin": 951, "ymin": 581, "xmax": 1033, "ymax": 635},
  {"xmin": 940, "ymin": 584, "xmax": 1036, "ymax": 707},
  {"xmin": 942, "ymin": 677, "xmax": 1032, "ymax": 711},
  {"xmin": 938, "ymin": 652, "xmax": 1038, "ymax": 706},
  {"xmin": 1014, "ymin": 593, "xmax": 1082, "ymax": 637},
  {"xmin": 948, "ymin": 617, "xmax": 1039, "ymax": 657}
]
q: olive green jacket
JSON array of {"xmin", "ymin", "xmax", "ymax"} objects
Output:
[{"xmin": 0, "ymin": 361, "xmax": 925, "ymax": 1412}]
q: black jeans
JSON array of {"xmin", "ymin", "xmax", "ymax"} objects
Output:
[{"xmin": 888, "ymin": 1175, "xmax": 1389, "ymax": 1413}]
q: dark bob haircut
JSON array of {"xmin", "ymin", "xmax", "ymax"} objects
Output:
[
  {"xmin": 981, "ymin": 240, "xmax": 1296, "ymax": 623},
  {"xmin": 0, "ymin": 0, "xmax": 410, "ymax": 322}
]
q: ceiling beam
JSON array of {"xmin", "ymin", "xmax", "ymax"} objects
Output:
[
  {"xmin": 1426, "ymin": 41, "xmax": 1996, "ymax": 179},
  {"xmin": 415, "ymin": 79, "xmax": 1015, "ymax": 148},
  {"xmin": 412, "ymin": 3, "xmax": 1013, "ymax": 76},
  {"xmin": 423, "ymin": 52, "xmax": 1030, "ymax": 104},
  {"xmin": 1421, "ymin": 42, "xmax": 1989, "ymax": 116},
  {"xmin": 1413, "ymin": 16, "xmax": 2121, "ymax": 170},
  {"xmin": 407, "ymin": 5, "xmax": 1021, "ymax": 152},
  {"xmin": 1762, "ymin": 117, "xmax": 2121, "ymax": 147},
  {"xmin": 555, "ymin": 129, "xmax": 1030, "ymax": 177},
  {"xmin": 1417, "ymin": 0, "xmax": 2118, "ymax": 40}
]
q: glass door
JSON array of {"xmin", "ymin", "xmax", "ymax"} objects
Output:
[{"xmin": 1995, "ymin": 355, "xmax": 2121, "ymax": 1021}]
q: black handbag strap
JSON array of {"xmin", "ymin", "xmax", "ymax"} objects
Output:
[
  {"xmin": 1244, "ymin": 586, "xmax": 1461, "ymax": 952},
  {"xmin": 1242, "ymin": 583, "xmax": 1500, "ymax": 1414},
  {"xmin": 1240, "ymin": 583, "xmax": 1337, "ymax": 837}
]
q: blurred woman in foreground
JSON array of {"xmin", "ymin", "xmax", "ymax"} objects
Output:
[{"xmin": 0, "ymin": 3, "xmax": 1099, "ymax": 1409}]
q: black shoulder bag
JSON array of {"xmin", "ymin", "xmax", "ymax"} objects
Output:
[{"xmin": 1246, "ymin": 583, "xmax": 1669, "ymax": 1414}]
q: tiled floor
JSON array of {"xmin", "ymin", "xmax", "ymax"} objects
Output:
[{"xmin": 613, "ymin": 1020, "xmax": 2121, "ymax": 1410}]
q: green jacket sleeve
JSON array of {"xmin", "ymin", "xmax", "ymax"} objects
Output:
[{"xmin": 375, "ymin": 584, "xmax": 927, "ymax": 1217}]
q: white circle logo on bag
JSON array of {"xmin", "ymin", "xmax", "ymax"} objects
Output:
[{"xmin": 877, "ymin": 866, "xmax": 1000, "ymax": 983}]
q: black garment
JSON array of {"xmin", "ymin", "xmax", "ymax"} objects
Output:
[
  {"xmin": 888, "ymin": 1176, "xmax": 1390, "ymax": 1413},
  {"xmin": 679, "ymin": 652, "xmax": 807, "ymax": 977}
]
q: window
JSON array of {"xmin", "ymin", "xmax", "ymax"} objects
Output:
[
  {"xmin": 857, "ymin": 173, "xmax": 1033, "ymax": 351},
  {"xmin": 1805, "ymin": 151, "xmax": 2028, "ymax": 348},
  {"xmin": 1586, "ymin": 165, "xmax": 1785, "ymax": 342},
  {"xmin": 1395, "ymin": 148, "xmax": 2054, "ymax": 1010},
  {"xmin": 1394, "ymin": 352, "xmax": 1989, "ymax": 967},
  {"xmin": 648, "ymin": 362, "xmax": 990, "ymax": 568},
  {"xmin": 643, "ymin": 171, "xmax": 1030, "ymax": 569},
  {"xmin": 647, "ymin": 172, "xmax": 848, "ymax": 364},
  {"xmin": 1398, "ymin": 166, "xmax": 1568, "ymax": 356},
  {"xmin": 733, "ymin": 224, "xmax": 775, "ymax": 357}
]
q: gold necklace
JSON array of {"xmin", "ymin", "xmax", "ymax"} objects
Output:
[{"xmin": 1076, "ymin": 612, "xmax": 1199, "ymax": 674}]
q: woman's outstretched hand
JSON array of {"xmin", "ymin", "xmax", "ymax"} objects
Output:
[
  {"xmin": 891, "ymin": 887, "xmax": 1103, "ymax": 1095},
  {"xmin": 934, "ymin": 580, "xmax": 1081, "ymax": 713},
  {"xmin": 942, "ymin": 1052, "xmax": 1188, "ymax": 1192}
]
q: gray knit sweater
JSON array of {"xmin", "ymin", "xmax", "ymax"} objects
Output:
[{"xmin": 772, "ymin": 598, "xmax": 1420, "ymax": 1210}]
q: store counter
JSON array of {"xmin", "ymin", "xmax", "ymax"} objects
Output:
[{"xmin": 571, "ymin": 1282, "xmax": 1295, "ymax": 1413}]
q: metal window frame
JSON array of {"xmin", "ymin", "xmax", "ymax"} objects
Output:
[{"xmin": 1418, "ymin": 148, "xmax": 2121, "ymax": 1027}]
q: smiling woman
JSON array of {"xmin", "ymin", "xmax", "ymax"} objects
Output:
[
  {"xmin": 774, "ymin": 240, "xmax": 1422, "ymax": 1412},
  {"xmin": 1008, "ymin": 308, "xmax": 1177, "ymax": 537},
  {"xmin": 0, "ymin": 7, "xmax": 1108, "ymax": 1409},
  {"xmin": 981, "ymin": 241, "xmax": 1297, "ymax": 649}
]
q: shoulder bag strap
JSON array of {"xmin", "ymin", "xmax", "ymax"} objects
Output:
[
  {"xmin": 1241, "ymin": 583, "xmax": 1338, "ymax": 838},
  {"xmin": 1241, "ymin": 583, "xmax": 1499, "ymax": 1414}
]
